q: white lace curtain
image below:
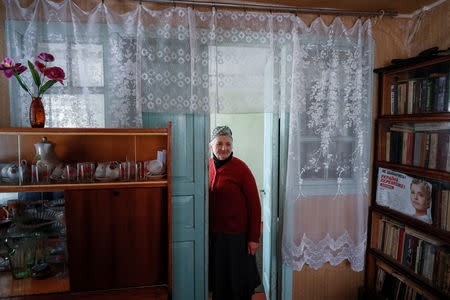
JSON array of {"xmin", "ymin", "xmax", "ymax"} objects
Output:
[{"xmin": 4, "ymin": 0, "xmax": 373, "ymax": 271}]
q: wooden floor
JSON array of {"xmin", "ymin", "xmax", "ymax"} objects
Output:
[{"xmin": 209, "ymin": 292, "xmax": 266, "ymax": 300}]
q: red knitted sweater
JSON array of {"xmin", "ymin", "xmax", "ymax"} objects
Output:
[{"xmin": 209, "ymin": 156, "xmax": 261, "ymax": 243}]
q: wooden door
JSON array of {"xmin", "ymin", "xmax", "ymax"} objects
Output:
[
  {"xmin": 65, "ymin": 188, "xmax": 168, "ymax": 292},
  {"xmin": 143, "ymin": 113, "xmax": 208, "ymax": 300}
]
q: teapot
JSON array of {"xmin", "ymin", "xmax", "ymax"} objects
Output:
[{"xmin": 34, "ymin": 137, "xmax": 60, "ymax": 171}]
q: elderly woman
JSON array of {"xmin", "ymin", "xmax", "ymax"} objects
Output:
[{"xmin": 208, "ymin": 125, "xmax": 261, "ymax": 300}]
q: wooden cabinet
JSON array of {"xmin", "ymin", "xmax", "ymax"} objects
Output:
[
  {"xmin": 0, "ymin": 125, "xmax": 172, "ymax": 299},
  {"xmin": 365, "ymin": 56, "xmax": 450, "ymax": 299}
]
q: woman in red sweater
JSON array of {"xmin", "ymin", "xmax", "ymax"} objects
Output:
[{"xmin": 208, "ymin": 125, "xmax": 261, "ymax": 300}]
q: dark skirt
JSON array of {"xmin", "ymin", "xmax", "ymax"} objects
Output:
[{"xmin": 209, "ymin": 233, "xmax": 261, "ymax": 300}]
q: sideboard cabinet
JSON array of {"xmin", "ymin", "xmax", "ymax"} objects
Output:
[{"xmin": 0, "ymin": 125, "xmax": 172, "ymax": 299}]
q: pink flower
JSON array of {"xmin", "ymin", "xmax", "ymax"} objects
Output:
[
  {"xmin": 37, "ymin": 53, "xmax": 54, "ymax": 62},
  {"xmin": 35, "ymin": 61, "xmax": 47, "ymax": 74},
  {"xmin": 44, "ymin": 66, "xmax": 65, "ymax": 85},
  {"xmin": 0, "ymin": 58, "xmax": 27, "ymax": 78}
]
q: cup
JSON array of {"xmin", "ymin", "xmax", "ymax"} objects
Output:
[
  {"xmin": 135, "ymin": 162, "xmax": 143, "ymax": 181},
  {"xmin": 7, "ymin": 236, "xmax": 36, "ymax": 279},
  {"xmin": 39, "ymin": 164, "xmax": 50, "ymax": 184},
  {"xmin": 31, "ymin": 165, "xmax": 39, "ymax": 184},
  {"xmin": 64, "ymin": 164, "xmax": 76, "ymax": 183},
  {"xmin": 76, "ymin": 163, "xmax": 85, "ymax": 183},
  {"xmin": 87, "ymin": 162, "xmax": 96, "ymax": 183},
  {"xmin": 119, "ymin": 162, "xmax": 128, "ymax": 181}
]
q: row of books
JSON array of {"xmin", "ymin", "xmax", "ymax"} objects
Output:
[
  {"xmin": 385, "ymin": 127, "xmax": 450, "ymax": 172},
  {"xmin": 377, "ymin": 218, "xmax": 450, "ymax": 294},
  {"xmin": 376, "ymin": 267, "xmax": 428, "ymax": 300},
  {"xmin": 434, "ymin": 189, "xmax": 450, "ymax": 231},
  {"xmin": 390, "ymin": 73, "xmax": 450, "ymax": 115}
]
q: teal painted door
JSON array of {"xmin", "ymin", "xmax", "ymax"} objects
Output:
[
  {"xmin": 263, "ymin": 113, "xmax": 279, "ymax": 300},
  {"xmin": 143, "ymin": 113, "xmax": 208, "ymax": 300}
]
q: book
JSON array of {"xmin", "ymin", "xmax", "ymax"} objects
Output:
[
  {"xmin": 447, "ymin": 190, "xmax": 450, "ymax": 231},
  {"xmin": 407, "ymin": 80, "xmax": 416, "ymax": 114},
  {"xmin": 398, "ymin": 82, "xmax": 407, "ymax": 114},
  {"xmin": 391, "ymin": 84, "xmax": 398, "ymax": 114},
  {"xmin": 405, "ymin": 131, "xmax": 415, "ymax": 165},
  {"xmin": 427, "ymin": 132, "xmax": 439, "ymax": 169},
  {"xmin": 420, "ymin": 133, "xmax": 430, "ymax": 168},
  {"xmin": 436, "ymin": 75, "xmax": 448, "ymax": 111},
  {"xmin": 402, "ymin": 233, "xmax": 419, "ymax": 270},
  {"xmin": 386, "ymin": 131, "xmax": 391, "ymax": 162},
  {"xmin": 397, "ymin": 227, "xmax": 406, "ymax": 263},
  {"xmin": 413, "ymin": 132, "xmax": 423, "ymax": 167},
  {"xmin": 376, "ymin": 168, "xmax": 433, "ymax": 223},
  {"xmin": 442, "ymin": 190, "xmax": 449, "ymax": 231},
  {"xmin": 436, "ymin": 133, "xmax": 449, "ymax": 171},
  {"xmin": 415, "ymin": 79, "xmax": 423, "ymax": 113}
]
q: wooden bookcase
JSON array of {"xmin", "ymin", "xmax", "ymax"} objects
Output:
[
  {"xmin": 0, "ymin": 124, "xmax": 172, "ymax": 299},
  {"xmin": 365, "ymin": 55, "xmax": 450, "ymax": 300}
]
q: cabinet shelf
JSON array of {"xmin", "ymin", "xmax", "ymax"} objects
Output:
[
  {"xmin": 0, "ymin": 180, "xmax": 168, "ymax": 192},
  {"xmin": 0, "ymin": 125, "xmax": 172, "ymax": 298}
]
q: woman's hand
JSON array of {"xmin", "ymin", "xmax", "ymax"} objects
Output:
[{"xmin": 248, "ymin": 241, "xmax": 259, "ymax": 255}]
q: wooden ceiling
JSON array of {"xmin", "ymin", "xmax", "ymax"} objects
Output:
[{"xmin": 191, "ymin": 0, "xmax": 444, "ymax": 15}]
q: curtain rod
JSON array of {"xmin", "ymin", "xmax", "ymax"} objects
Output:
[{"xmin": 136, "ymin": 0, "xmax": 397, "ymax": 17}]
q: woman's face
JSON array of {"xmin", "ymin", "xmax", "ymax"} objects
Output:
[
  {"xmin": 210, "ymin": 135, "xmax": 232, "ymax": 160},
  {"xmin": 410, "ymin": 183, "xmax": 430, "ymax": 213}
]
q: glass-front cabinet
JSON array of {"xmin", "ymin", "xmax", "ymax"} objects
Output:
[{"xmin": 0, "ymin": 126, "xmax": 172, "ymax": 298}]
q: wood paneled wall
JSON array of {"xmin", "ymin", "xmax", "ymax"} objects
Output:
[{"xmin": 293, "ymin": 262, "xmax": 364, "ymax": 299}]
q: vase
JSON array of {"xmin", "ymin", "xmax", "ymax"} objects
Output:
[{"xmin": 29, "ymin": 97, "xmax": 45, "ymax": 128}]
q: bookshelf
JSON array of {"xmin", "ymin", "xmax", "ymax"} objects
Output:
[{"xmin": 366, "ymin": 55, "xmax": 450, "ymax": 300}]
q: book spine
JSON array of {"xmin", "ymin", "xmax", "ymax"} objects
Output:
[
  {"xmin": 391, "ymin": 84, "xmax": 398, "ymax": 114},
  {"xmin": 436, "ymin": 75, "xmax": 447, "ymax": 111},
  {"xmin": 428, "ymin": 132, "xmax": 439, "ymax": 169},
  {"xmin": 436, "ymin": 132, "xmax": 449, "ymax": 171},
  {"xmin": 407, "ymin": 80, "xmax": 415, "ymax": 114},
  {"xmin": 405, "ymin": 131, "xmax": 414, "ymax": 165},
  {"xmin": 413, "ymin": 132, "xmax": 423, "ymax": 167}
]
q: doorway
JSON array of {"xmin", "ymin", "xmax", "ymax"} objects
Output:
[{"xmin": 210, "ymin": 112, "xmax": 277, "ymax": 298}]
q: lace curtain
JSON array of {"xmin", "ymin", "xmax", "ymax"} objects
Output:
[{"xmin": 4, "ymin": 0, "xmax": 373, "ymax": 271}]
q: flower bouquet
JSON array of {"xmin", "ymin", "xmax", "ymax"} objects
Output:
[{"xmin": 0, "ymin": 53, "xmax": 65, "ymax": 127}]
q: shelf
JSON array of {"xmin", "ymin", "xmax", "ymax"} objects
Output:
[
  {"xmin": 0, "ymin": 271, "xmax": 70, "ymax": 298},
  {"xmin": 368, "ymin": 249, "xmax": 447, "ymax": 300},
  {"xmin": 370, "ymin": 205, "xmax": 450, "ymax": 244},
  {"xmin": 375, "ymin": 161, "xmax": 450, "ymax": 182},
  {"xmin": 0, "ymin": 128, "xmax": 168, "ymax": 135},
  {"xmin": 0, "ymin": 180, "xmax": 168, "ymax": 192},
  {"xmin": 377, "ymin": 113, "xmax": 450, "ymax": 123}
]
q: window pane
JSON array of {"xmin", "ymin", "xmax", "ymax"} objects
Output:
[
  {"xmin": 71, "ymin": 44, "xmax": 104, "ymax": 87},
  {"xmin": 37, "ymin": 42, "xmax": 68, "ymax": 75},
  {"xmin": 44, "ymin": 94, "xmax": 105, "ymax": 128},
  {"xmin": 327, "ymin": 141, "xmax": 354, "ymax": 179},
  {"xmin": 300, "ymin": 141, "xmax": 325, "ymax": 179}
]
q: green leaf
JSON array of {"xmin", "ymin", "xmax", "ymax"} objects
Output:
[
  {"xmin": 28, "ymin": 60, "xmax": 41, "ymax": 87},
  {"xmin": 13, "ymin": 70, "xmax": 31, "ymax": 95},
  {"xmin": 38, "ymin": 79, "xmax": 57, "ymax": 96}
]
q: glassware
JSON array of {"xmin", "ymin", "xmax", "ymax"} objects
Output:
[{"xmin": 7, "ymin": 236, "xmax": 36, "ymax": 279}]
